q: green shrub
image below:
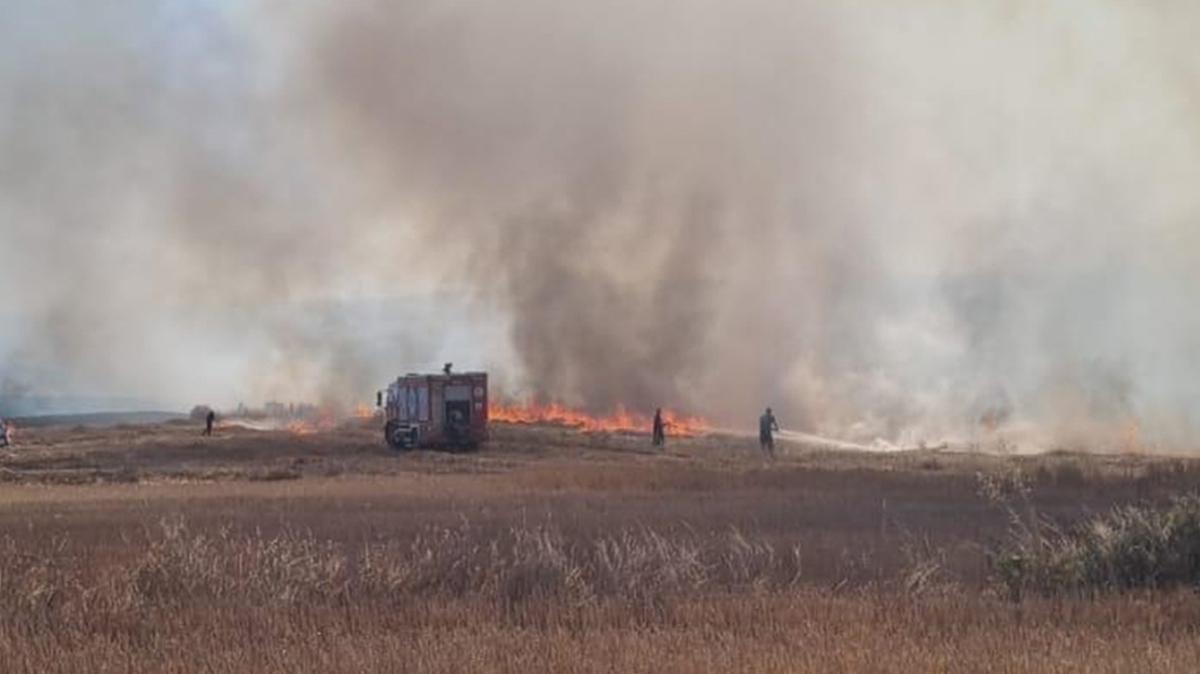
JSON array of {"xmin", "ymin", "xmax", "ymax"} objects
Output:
[{"xmin": 996, "ymin": 494, "xmax": 1200, "ymax": 599}]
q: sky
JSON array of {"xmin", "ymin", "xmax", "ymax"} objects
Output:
[{"xmin": 2, "ymin": 1, "xmax": 1199, "ymax": 450}]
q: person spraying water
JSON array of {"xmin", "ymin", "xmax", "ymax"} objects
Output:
[
  {"xmin": 652, "ymin": 408, "xmax": 666, "ymax": 448},
  {"xmin": 759, "ymin": 407, "xmax": 780, "ymax": 458}
]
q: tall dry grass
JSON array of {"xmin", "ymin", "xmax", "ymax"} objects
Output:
[
  {"xmin": 3, "ymin": 518, "xmax": 801, "ymax": 619},
  {"xmin": 7, "ymin": 423, "xmax": 1200, "ymax": 671},
  {"xmin": 4, "ymin": 518, "xmax": 1200, "ymax": 673}
]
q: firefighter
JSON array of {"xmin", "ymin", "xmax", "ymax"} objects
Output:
[
  {"xmin": 447, "ymin": 408, "xmax": 468, "ymax": 445},
  {"xmin": 652, "ymin": 408, "xmax": 666, "ymax": 448},
  {"xmin": 203, "ymin": 409, "xmax": 216, "ymax": 437},
  {"xmin": 759, "ymin": 407, "xmax": 779, "ymax": 457}
]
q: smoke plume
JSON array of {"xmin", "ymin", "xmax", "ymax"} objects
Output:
[{"xmin": 2, "ymin": 1, "xmax": 1200, "ymax": 450}]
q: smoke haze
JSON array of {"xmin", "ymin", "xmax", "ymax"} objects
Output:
[{"xmin": 2, "ymin": 1, "xmax": 1200, "ymax": 450}]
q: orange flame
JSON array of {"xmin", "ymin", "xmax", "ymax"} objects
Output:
[
  {"xmin": 488, "ymin": 401, "xmax": 710, "ymax": 437},
  {"xmin": 284, "ymin": 409, "xmax": 338, "ymax": 435},
  {"xmin": 284, "ymin": 420, "xmax": 319, "ymax": 435}
]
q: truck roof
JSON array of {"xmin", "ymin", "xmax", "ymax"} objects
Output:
[{"xmin": 398, "ymin": 371, "xmax": 487, "ymax": 379}]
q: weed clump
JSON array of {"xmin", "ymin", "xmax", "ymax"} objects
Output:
[{"xmin": 996, "ymin": 494, "xmax": 1200, "ymax": 598}]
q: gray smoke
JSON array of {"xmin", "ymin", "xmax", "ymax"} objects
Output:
[{"xmin": 2, "ymin": 1, "xmax": 1200, "ymax": 450}]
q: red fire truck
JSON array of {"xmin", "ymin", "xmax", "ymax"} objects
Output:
[{"xmin": 379, "ymin": 365, "xmax": 488, "ymax": 451}]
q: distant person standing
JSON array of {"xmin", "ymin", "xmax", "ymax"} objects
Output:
[
  {"xmin": 652, "ymin": 408, "xmax": 666, "ymax": 448},
  {"xmin": 759, "ymin": 407, "xmax": 779, "ymax": 457},
  {"xmin": 204, "ymin": 409, "xmax": 216, "ymax": 437}
]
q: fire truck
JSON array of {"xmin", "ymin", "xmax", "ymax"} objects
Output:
[{"xmin": 379, "ymin": 365, "xmax": 488, "ymax": 451}]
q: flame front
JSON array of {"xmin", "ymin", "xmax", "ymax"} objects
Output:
[
  {"xmin": 489, "ymin": 401, "xmax": 710, "ymax": 437},
  {"xmin": 284, "ymin": 409, "xmax": 338, "ymax": 435},
  {"xmin": 271, "ymin": 400, "xmax": 711, "ymax": 438}
]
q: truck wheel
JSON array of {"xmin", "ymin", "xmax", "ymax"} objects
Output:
[{"xmin": 384, "ymin": 421, "xmax": 408, "ymax": 451}]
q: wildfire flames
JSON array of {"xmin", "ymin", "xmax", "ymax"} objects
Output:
[
  {"xmin": 284, "ymin": 420, "xmax": 326, "ymax": 435},
  {"xmin": 282, "ymin": 406, "xmax": 375, "ymax": 435},
  {"xmin": 264, "ymin": 399, "xmax": 709, "ymax": 438},
  {"xmin": 282, "ymin": 410, "xmax": 339, "ymax": 435},
  {"xmin": 489, "ymin": 401, "xmax": 711, "ymax": 437}
]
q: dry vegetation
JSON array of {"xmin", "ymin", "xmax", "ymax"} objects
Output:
[{"xmin": 2, "ymin": 420, "xmax": 1200, "ymax": 672}]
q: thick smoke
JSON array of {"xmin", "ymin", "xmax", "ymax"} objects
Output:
[
  {"xmin": 287, "ymin": 0, "xmax": 873, "ymax": 426},
  {"xmin": 0, "ymin": 1, "xmax": 438, "ymax": 413},
  {"xmin": 2, "ymin": 1, "xmax": 1200, "ymax": 450}
]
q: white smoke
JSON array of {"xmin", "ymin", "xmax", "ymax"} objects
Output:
[{"xmin": 2, "ymin": 1, "xmax": 1199, "ymax": 451}]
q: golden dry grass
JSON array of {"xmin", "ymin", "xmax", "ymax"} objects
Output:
[{"xmin": 2, "ymin": 421, "xmax": 1199, "ymax": 672}]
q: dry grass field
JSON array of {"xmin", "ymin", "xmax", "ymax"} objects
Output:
[{"xmin": 2, "ymin": 420, "xmax": 1200, "ymax": 672}]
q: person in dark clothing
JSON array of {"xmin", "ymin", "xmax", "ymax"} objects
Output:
[
  {"xmin": 759, "ymin": 407, "xmax": 779, "ymax": 457},
  {"xmin": 446, "ymin": 408, "xmax": 467, "ymax": 445},
  {"xmin": 652, "ymin": 408, "xmax": 666, "ymax": 448},
  {"xmin": 204, "ymin": 409, "xmax": 216, "ymax": 437}
]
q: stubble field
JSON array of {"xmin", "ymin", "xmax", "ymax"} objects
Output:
[{"xmin": 1, "ymin": 420, "xmax": 1199, "ymax": 672}]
